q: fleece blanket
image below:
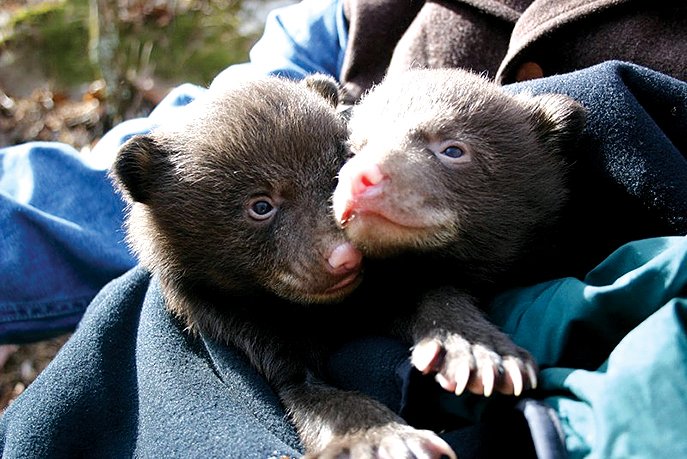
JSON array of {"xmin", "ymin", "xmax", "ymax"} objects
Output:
[{"xmin": 1, "ymin": 61, "xmax": 686, "ymax": 458}]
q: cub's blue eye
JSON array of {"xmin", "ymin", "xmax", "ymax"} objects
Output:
[
  {"xmin": 252, "ymin": 200, "xmax": 273, "ymax": 215},
  {"xmin": 441, "ymin": 146, "xmax": 464, "ymax": 158},
  {"xmin": 248, "ymin": 197, "xmax": 277, "ymax": 221}
]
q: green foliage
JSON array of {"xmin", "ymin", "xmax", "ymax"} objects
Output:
[
  {"xmin": 2, "ymin": 0, "xmax": 260, "ymax": 89},
  {"xmin": 1, "ymin": 0, "xmax": 265, "ymax": 124},
  {"xmin": 3, "ymin": 1, "xmax": 99, "ymax": 86}
]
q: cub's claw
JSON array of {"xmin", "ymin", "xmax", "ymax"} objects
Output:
[
  {"xmin": 481, "ymin": 361, "xmax": 495, "ymax": 397},
  {"xmin": 453, "ymin": 359, "xmax": 471, "ymax": 395},
  {"xmin": 410, "ymin": 339, "xmax": 444, "ymax": 374},
  {"xmin": 526, "ymin": 361, "xmax": 538, "ymax": 390},
  {"xmin": 502, "ymin": 358, "xmax": 524, "ymax": 396}
]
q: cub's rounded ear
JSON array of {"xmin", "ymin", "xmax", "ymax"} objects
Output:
[
  {"xmin": 519, "ymin": 93, "xmax": 587, "ymax": 151},
  {"xmin": 303, "ymin": 73, "xmax": 340, "ymax": 107},
  {"xmin": 110, "ymin": 134, "xmax": 165, "ymax": 204}
]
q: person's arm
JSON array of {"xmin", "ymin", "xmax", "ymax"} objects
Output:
[
  {"xmin": 250, "ymin": 0, "xmax": 347, "ymax": 79},
  {"xmin": 216, "ymin": 0, "xmax": 348, "ymax": 83}
]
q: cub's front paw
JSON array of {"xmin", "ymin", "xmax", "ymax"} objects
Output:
[
  {"xmin": 305, "ymin": 423, "xmax": 456, "ymax": 459},
  {"xmin": 411, "ymin": 333, "xmax": 537, "ymax": 397}
]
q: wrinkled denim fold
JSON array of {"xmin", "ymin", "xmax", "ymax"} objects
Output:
[{"xmin": 0, "ymin": 84, "xmax": 207, "ymax": 343}]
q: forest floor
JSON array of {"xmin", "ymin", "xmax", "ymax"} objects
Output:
[{"xmin": 0, "ymin": 335, "xmax": 72, "ymax": 412}]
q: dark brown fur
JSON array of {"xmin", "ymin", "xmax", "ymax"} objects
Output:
[
  {"xmin": 334, "ymin": 68, "xmax": 586, "ymax": 397},
  {"xmin": 110, "ymin": 75, "xmax": 456, "ymax": 458}
]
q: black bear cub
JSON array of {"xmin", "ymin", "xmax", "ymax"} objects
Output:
[
  {"xmin": 110, "ymin": 75, "xmax": 457, "ymax": 458},
  {"xmin": 334, "ymin": 68, "xmax": 586, "ymax": 399}
]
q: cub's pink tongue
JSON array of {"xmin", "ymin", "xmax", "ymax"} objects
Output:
[{"xmin": 338, "ymin": 207, "xmax": 353, "ymax": 227}]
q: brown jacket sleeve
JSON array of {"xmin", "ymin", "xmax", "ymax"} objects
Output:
[
  {"xmin": 496, "ymin": 0, "xmax": 687, "ymax": 84},
  {"xmin": 339, "ymin": 0, "xmax": 527, "ymax": 101},
  {"xmin": 340, "ymin": 0, "xmax": 687, "ymax": 100}
]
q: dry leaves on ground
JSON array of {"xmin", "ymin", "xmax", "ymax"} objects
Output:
[{"xmin": 0, "ymin": 334, "xmax": 72, "ymax": 413}]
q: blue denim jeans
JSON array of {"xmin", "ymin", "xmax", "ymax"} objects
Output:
[{"xmin": 0, "ymin": 84, "xmax": 204, "ymax": 343}]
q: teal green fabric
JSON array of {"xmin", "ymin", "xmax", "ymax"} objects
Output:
[{"xmin": 489, "ymin": 236, "xmax": 687, "ymax": 458}]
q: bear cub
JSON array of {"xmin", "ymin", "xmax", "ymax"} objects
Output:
[
  {"xmin": 110, "ymin": 75, "xmax": 457, "ymax": 458},
  {"xmin": 334, "ymin": 68, "xmax": 586, "ymax": 397}
]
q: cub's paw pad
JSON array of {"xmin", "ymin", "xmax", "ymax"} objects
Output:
[
  {"xmin": 411, "ymin": 335, "xmax": 537, "ymax": 397},
  {"xmin": 306, "ymin": 423, "xmax": 456, "ymax": 459}
]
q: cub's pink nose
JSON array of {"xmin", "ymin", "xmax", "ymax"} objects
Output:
[
  {"xmin": 328, "ymin": 242, "xmax": 363, "ymax": 273},
  {"xmin": 350, "ymin": 163, "xmax": 386, "ymax": 197}
]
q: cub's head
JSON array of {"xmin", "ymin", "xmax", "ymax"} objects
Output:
[
  {"xmin": 333, "ymin": 68, "xmax": 586, "ymax": 269},
  {"xmin": 111, "ymin": 75, "xmax": 362, "ymax": 325}
]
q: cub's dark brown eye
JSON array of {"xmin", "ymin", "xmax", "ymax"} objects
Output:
[{"xmin": 247, "ymin": 198, "xmax": 276, "ymax": 221}]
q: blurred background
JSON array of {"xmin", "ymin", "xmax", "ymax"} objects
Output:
[
  {"xmin": 0, "ymin": 0, "xmax": 294, "ymax": 149},
  {"xmin": 0, "ymin": 0, "xmax": 294, "ymax": 412}
]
